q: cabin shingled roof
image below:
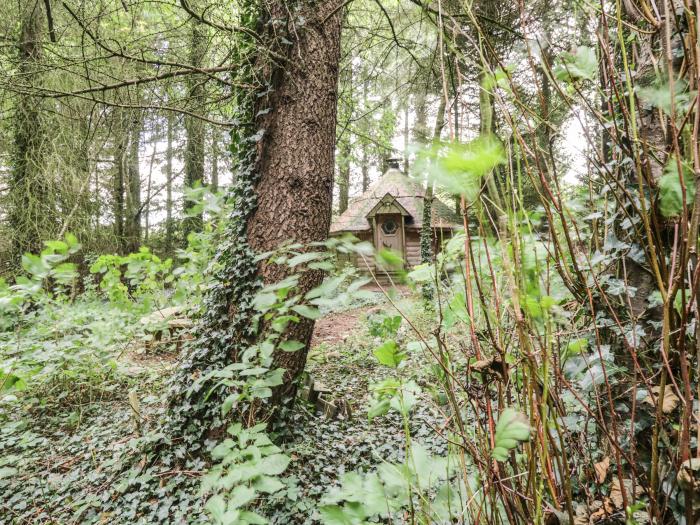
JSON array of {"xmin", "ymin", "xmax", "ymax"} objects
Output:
[{"xmin": 330, "ymin": 168, "xmax": 461, "ymax": 233}]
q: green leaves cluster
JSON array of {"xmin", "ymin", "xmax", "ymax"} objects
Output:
[
  {"xmin": 319, "ymin": 442, "xmax": 467, "ymax": 524},
  {"xmin": 658, "ymin": 157, "xmax": 696, "ymax": 218},
  {"xmin": 203, "ymin": 423, "xmax": 290, "ymax": 525},
  {"xmin": 492, "ymin": 408, "xmax": 531, "ymax": 461}
]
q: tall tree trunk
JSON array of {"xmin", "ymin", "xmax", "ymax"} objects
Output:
[
  {"xmin": 248, "ymin": 1, "xmax": 342, "ymax": 412},
  {"xmin": 9, "ymin": 0, "xmax": 52, "ymax": 262},
  {"xmin": 210, "ymin": 127, "xmax": 219, "ymax": 193},
  {"xmin": 168, "ymin": 0, "xmax": 342, "ymax": 436},
  {"xmin": 361, "ymin": 79, "xmax": 370, "ymax": 192},
  {"xmin": 420, "ymin": 95, "xmax": 446, "ymax": 265},
  {"xmin": 124, "ymin": 111, "xmax": 142, "ymax": 254},
  {"xmin": 165, "ymin": 112, "xmax": 174, "ymax": 252},
  {"xmin": 183, "ymin": 9, "xmax": 207, "ymax": 240},
  {"xmin": 337, "ymin": 64, "xmax": 352, "ymax": 214},
  {"xmin": 113, "ymin": 112, "xmax": 127, "ymax": 253}
]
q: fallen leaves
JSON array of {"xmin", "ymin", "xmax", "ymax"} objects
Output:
[
  {"xmin": 643, "ymin": 386, "xmax": 680, "ymax": 414},
  {"xmin": 593, "ymin": 457, "xmax": 610, "ymax": 484}
]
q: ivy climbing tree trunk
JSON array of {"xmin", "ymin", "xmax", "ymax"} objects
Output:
[
  {"xmin": 420, "ymin": 95, "xmax": 445, "ymax": 266},
  {"xmin": 247, "ymin": 0, "xmax": 343, "ymax": 414},
  {"xmin": 167, "ymin": 0, "xmax": 343, "ymax": 437},
  {"xmin": 9, "ymin": 0, "xmax": 54, "ymax": 262}
]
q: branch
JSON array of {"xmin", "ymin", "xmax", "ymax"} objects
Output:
[
  {"xmin": 47, "ymin": 66, "xmax": 252, "ymax": 97},
  {"xmin": 179, "ymin": 0, "xmax": 262, "ymax": 42}
]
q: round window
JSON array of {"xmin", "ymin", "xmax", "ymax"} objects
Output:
[{"xmin": 381, "ymin": 219, "xmax": 398, "ymax": 235}]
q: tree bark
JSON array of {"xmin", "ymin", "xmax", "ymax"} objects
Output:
[
  {"xmin": 337, "ymin": 63, "xmax": 353, "ymax": 214},
  {"xmin": 210, "ymin": 126, "xmax": 219, "ymax": 193},
  {"xmin": 420, "ymin": 95, "xmax": 445, "ymax": 265},
  {"xmin": 165, "ymin": 112, "xmax": 174, "ymax": 252},
  {"xmin": 113, "ymin": 112, "xmax": 127, "ymax": 253},
  {"xmin": 246, "ymin": 0, "xmax": 342, "ymax": 412},
  {"xmin": 124, "ymin": 111, "xmax": 142, "ymax": 254},
  {"xmin": 9, "ymin": 0, "xmax": 53, "ymax": 261},
  {"xmin": 183, "ymin": 7, "xmax": 207, "ymax": 240}
]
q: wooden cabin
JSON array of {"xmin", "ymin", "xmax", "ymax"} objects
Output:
[{"xmin": 330, "ymin": 161, "xmax": 461, "ymax": 275}]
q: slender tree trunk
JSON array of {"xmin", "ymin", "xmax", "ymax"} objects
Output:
[
  {"xmin": 210, "ymin": 127, "xmax": 219, "ymax": 193},
  {"xmin": 420, "ymin": 95, "xmax": 446, "ymax": 265},
  {"xmin": 337, "ymin": 64, "xmax": 352, "ymax": 214},
  {"xmin": 9, "ymin": 0, "xmax": 52, "ymax": 261},
  {"xmin": 361, "ymin": 80, "xmax": 370, "ymax": 191},
  {"xmin": 183, "ymin": 9, "xmax": 207, "ymax": 240},
  {"xmin": 361, "ymin": 151, "xmax": 369, "ymax": 192},
  {"xmin": 124, "ymin": 111, "xmax": 142, "ymax": 253},
  {"xmin": 403, "ymin": 103, "xmax": 410, "ymax": 173},
  {"xmin": 165, "ymin": 112, "xmax": 174, "ymax": 252},
  {"xmin": 113, "ymin": 112, "xmax": 127, "ymax": 253}
]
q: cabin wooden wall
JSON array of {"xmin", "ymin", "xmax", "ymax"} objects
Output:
[
  {"xmin": 405, "ymin": 230, "xmax": 421, "ymax": 268},
  {"xmin": 333, "ymin": 228, "xmax": 454, "ymax": 272}
]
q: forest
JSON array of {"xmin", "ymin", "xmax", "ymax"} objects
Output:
[{"xmin": 0, "ymin": 0, "xmax": 698, "ymax": 523}]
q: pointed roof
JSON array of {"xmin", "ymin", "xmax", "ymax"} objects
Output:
[{"xmin": 330, "ymin": 168, "xmax": 461, "ymax": 233}]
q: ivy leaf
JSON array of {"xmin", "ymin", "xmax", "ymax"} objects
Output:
[
  {"xmin": 372, "ymin": 340, "xmax": 405, "ymax": 368},
  {"xmin": 493, "ymin": 408, "xmax": 531, "ymax": 461},
  {"xmin": 292, "ymin": 304, "xmax": 322, "ymax": 320}
]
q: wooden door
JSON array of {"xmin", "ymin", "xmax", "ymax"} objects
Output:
[{"xmin": 376, "ymin": 214, "xmax": 404, "ymax": 268}]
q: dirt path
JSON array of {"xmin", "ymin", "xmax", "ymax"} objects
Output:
[{"xmin": 310, "ymin": 305, "xmax": 371, "ymax": 348}]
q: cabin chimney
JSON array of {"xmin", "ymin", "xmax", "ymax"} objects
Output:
[{"xmin": 387, "ymin": 158, "xmax": 401, "ymax": 171}]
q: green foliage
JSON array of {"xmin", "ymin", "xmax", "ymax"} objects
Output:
[
  {"xmin": 202, "ymin": 423, "xmax": 290, "ymax": 525},
  {"xmin": 423, "ymin": 137, "xmax": 506, "ymax": 201},
  {"xmin": 89, "ymin": 248, "xmax": 173, "ymax": 308},
  {"xmin": 372, "ymin": 340, "xmax": 406, "ymax": 368},
  {"xmin": 554, "ymin": 46, "xmax": 597, "ymax": 82},
  {"xmin": 367, "ymin": 313, "xmax": 402, "ymax": 338},
  {"xmin": 658, "ymin": 157, "xmax": 696, "ymax": 217},
  {"xmin": 492, "ymin": 408, "xmax": 531, "ymax": 461},
  {"xmin": 319, "ymin": 442, "xmax": 466, "ymax": 523}
]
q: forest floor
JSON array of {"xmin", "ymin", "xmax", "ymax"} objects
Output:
[{"xmin": 0, "ymin": 289, "xmax": 448, "ymax": 524}]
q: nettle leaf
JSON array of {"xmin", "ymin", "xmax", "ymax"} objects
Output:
[
  {"xmin": 227, "ymin": 485, "xmax": 256, "ymax": 509},
  {"xmin": 288, "ymin": 251, "xmax": 327, "ymax": 267},
  {"xmin": 253, "ymin": 475, "xmax": 285, "ymax": 494},
  {"xmin": 291, "ymin": 304, "xmax": 321, "ymax": 320},
  {"xmin": 658, "ymin": 157, "xmax": 695, "ymax": 217},
  {"xmin": 428, "ymin": 136, "xmax": 506, "ymax": 199},
  {"xmin": 493, "ymin": 408, "xmax": 531, "ymax": 461},
  {"xmin": 258, "ymin": 454, "xmax": 290, "ymax": 476},
  {"xmin": 318, "ymin": 505, "xmax": 356, "ymax": 525},
  {"xmin": 638, "ymin": 78, "xmax": 694, "ymax": 115},
  {"xmin": 372, "ymin": 340, "xmax": 405, "ymax": 368},
  {"xmin": 555, "ymin": 46, "xmax": 597, "ymax": 82},
  {"xmin": 367, "ymin": 398, "xmax": 391, "ymax": 421}
]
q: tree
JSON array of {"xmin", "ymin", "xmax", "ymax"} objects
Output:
[
  {"xmin": 8, "ymin": 0, "xmax": 55, "ymax": 262},
  {"xmin": 182, "ymin": 5, "xmax": 208, "ymax": 240},
  {"xmin": 168, "ymin": 0, "xmax": 343, "ymax": 434}
]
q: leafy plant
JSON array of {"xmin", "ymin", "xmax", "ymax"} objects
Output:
[{"xmin": 492, "ymin": 408, "xmax": 531, "ymax": 461}]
